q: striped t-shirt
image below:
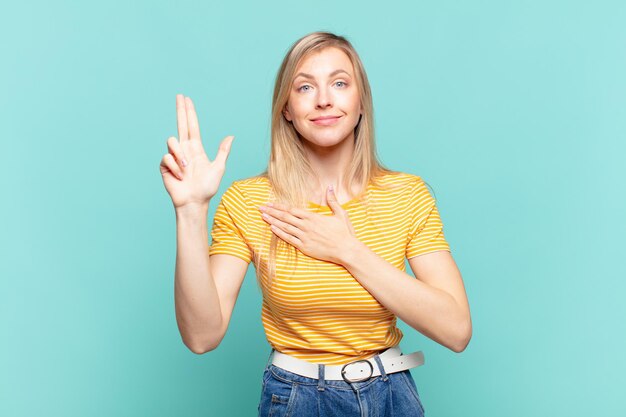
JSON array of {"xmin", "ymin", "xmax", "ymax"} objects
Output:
[{"xmin": 209, "ymin": 171, "xmax": 450, "ymax": 365}]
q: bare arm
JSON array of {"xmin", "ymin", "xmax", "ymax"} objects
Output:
[
  {"xmin": 174, "ymin": 204, "xmax": 218, "ymax": 353},
  {"xmin": 160, "ymin": 94, "xmax": 244, "ymax": 354},
  {"xmin": 174, "ymin": 203, "xmax": 248, "ymax": 354},
  {"xmin": 341, "ymin": 245, "xmax": 472, "ymax": 352}
]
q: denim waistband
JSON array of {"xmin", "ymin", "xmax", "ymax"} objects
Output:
[{"xmin": 263, "ymin": 348, "xmax": 395, "ymax": 391}]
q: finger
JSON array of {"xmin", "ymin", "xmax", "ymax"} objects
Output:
[
  {"xmin": 261, "ymin": 212, "xmax": 303, "ymax": 239},
  {"xmin": 260, "ymin": 205, "xmax": 305, "ymax": 228},
  {"xmin": 269, "ymin": 224, "xmax": 302, "ymax": 248},
  {"xmin": 167, "ymin": 136, "xmax": 188, "ymax": 168},
  {"xmin": 185, "ymin": 97, "xmax": 201, "ymax": 141},
  {"xmin": 176, "ymin": 94, "xmax": 189, "ymax": 142},
  {"xmin": 326, "ymin": 185, "xmax": 343, "ymax": 214},
  {"xmin": 160, "ymin": 153, "xmax": 184, "ymax": 180},
  {"xmin": 213, "ymin": 135, "xmax": 235, "ymax": 167},
  {"xmin": 265, "ymin": 202, "xmax": 309, "ymax": 220}
]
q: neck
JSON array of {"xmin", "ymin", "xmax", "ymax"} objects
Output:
[{"xmin": 302, "ymin": 133, "xmax": 356, "ymax": 202}]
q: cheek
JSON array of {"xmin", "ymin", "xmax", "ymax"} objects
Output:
[
  {"xmin": 339, "ymin": 91, "xmax": 361, "ymax": 112},
  {"xmin": 288, "ymin": 100, "xmax": 310, "ymax": 121}
]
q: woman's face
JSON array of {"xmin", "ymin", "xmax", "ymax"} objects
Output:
[{"xmin": 283, "ymin": 47, "xmax": 362, "ymax": 150}]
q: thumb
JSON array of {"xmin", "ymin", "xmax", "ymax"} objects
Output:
[
  {"xmin": 214, "ymin": 135, "xmax": 235, "ymax": 166},
  {"xmin": 327, "ymin": 185, "xmax": 356, "ymax": 236},
  {"xmin": 326, "ymin": 185, "xmax": 342, "ymax": 214}
]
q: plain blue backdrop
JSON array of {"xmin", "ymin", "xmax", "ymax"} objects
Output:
[{"xmin": 1, "ymin": 1, "xmax": 625, "ymax": 416}]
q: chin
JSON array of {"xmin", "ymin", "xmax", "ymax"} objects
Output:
[
  {"xmin": 305, "ymin": 136, "xmax": 348, "ymax": 148},
  {"xmin": 304, "ymin": 131, "xmax": 353, "ymax": 146}
]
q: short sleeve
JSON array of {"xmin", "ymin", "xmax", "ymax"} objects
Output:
[
  {"xmin": 405, "ymin": 178, "xmax": 451, "ymax": 259},
  {"xmin": 209, "ymin": 182, "xmax": 253, "ymax": 264}
]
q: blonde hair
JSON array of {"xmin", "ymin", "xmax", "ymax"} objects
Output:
[{"xmin": 254, "ymin": 31, "xmax": 395, "ymax": 287}]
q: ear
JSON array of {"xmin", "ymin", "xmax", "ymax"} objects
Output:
[{"xmin": 283, "ymin": 107, "xmax": 292, "ymax": 122}]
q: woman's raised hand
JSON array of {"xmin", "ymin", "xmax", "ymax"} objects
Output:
[{"xmin": 160, "ymin": 94, "xmax": 235, "ymax": 210}]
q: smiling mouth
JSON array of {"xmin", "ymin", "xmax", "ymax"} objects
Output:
[{"xmin": 311, "ymin": 116, "xmax": 342, "ymax": 125}]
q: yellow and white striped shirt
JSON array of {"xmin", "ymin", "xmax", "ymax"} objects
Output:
[{"xmin": 209, "ymin": 172, "xmax": 450, "ymax": 365}]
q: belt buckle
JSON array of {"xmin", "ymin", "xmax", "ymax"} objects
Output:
[{"xmin": 341, "ymin": 359, "xmax": 374, "ymax": 383}]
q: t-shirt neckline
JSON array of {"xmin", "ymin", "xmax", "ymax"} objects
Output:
[
  {"xmin": 306, "ymin": 182, "xmax": 371, "ymax": 210},
  {"xmin": 263, "ymin": 176, "xmax": 372, "ymax": 210}
]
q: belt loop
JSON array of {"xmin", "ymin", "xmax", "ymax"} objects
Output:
[
  {"xmin": 317, "ymin": 364, "xmax": 326, "ymax": 391},
  {"xmin": 373, "ymin": 355, "xmax": 388, "ymax": 382},
  {"xmin": 265, "ymin": 348, "xmax": 275, "ymax": 372}
]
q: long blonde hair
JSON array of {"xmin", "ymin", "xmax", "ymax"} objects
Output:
[{"xmin": 254, "ymin": 31, "xmax": 394, "ymax": 287}]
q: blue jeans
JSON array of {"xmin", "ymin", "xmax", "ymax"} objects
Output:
[{"xmin": 257, "ymin": 349, "xmax": 426, "ymax": 417}]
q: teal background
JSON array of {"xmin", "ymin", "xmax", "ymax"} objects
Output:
[{"xmin": 1, "ymin": 0, "xmax": 625, "ymax": 415}]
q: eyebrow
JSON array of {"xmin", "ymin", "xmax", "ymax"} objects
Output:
[{"xmin": 293, "ymin": 69, "xmax": 352, "ymax": 80}]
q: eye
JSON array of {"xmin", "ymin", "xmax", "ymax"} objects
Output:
[
  {"xmin": 335, "ymin": 81, "xmax": 347, "ymax": 88},
  {"xmin": 297, "ymin": 84, "xmax": 312, "ymax": 92}
]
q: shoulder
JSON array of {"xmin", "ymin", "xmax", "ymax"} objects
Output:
[
  {"xmin": 369, "ymin": 171, "xmax": 438, "ymax": 213},
  {"xmin": 232, "ymin": 175, "xmax": 270, "ymax": 195},
  {"xmin": 222, "ymin": 175, "xmax": 271, "ymax": 204},
  {"xmin": 371, "ymin": 171, "xmax": 427, "ymax": 194}
]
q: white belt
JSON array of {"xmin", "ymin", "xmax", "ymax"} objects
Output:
[{"xmin": 270, "ymin": 346, "xmax": 425, "ymax": 383}]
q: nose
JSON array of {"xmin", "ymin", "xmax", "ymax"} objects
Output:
[{"xmin": 315, "ymin": 86, "xmax": 332, "ymax": 109}]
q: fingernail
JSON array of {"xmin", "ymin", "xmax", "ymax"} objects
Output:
[{"xmin": 328, "ymin": 184, "xmax": 334, "ymax": 192}]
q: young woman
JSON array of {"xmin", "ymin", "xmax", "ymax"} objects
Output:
[{"xmin": 160, "ymin": 31, "xmax": 471, "ymax": 417}]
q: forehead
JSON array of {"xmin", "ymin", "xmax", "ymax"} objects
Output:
[{"xmin": 295, "ymin": 47, "xmax": 354, "ymax": 76}]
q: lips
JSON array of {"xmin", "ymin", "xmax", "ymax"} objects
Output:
[
  {"xmin": 311, "ymin": 115, "xmax": 342, "ymax": 121},
  {"xmin": 310, "ymin": 115, "xmax": 342, "ymax": 126}
]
